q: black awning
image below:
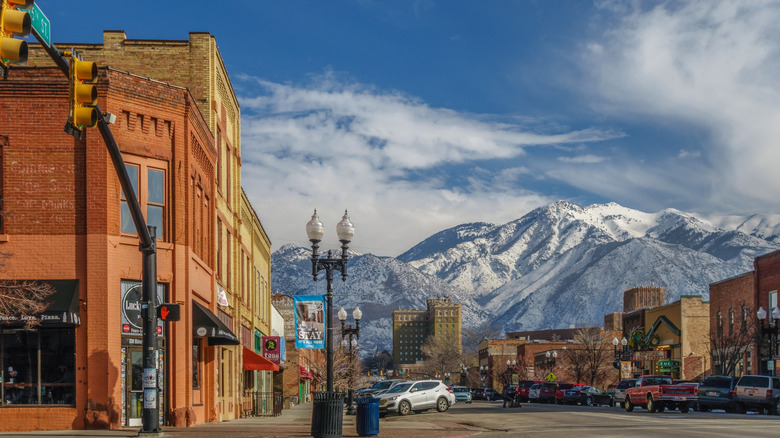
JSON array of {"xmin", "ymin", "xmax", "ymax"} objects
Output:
[
  {"xmin": 0, "ymin": 280, "xmax": 80, "ymax": 327},
  {"xmin": 192, "ymin": 301, "xmax": 239, "ymax": 346}
]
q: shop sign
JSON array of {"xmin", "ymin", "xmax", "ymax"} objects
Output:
[
  {"xmin": 633, "ymin": 350, "xmax": 668, "ymax": 361},
  {"xmin": 657, "ymin": 360, "xmax": 680, "ymax": 368},
  {"xmin": 262, "ymin": 336, "xmax": 282, "ymax": 364}
]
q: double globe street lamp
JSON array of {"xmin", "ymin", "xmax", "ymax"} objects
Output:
[
  {"xmin": 306, "ymin": 210, "xmax": 354, "ymax": 438},
  {"xmin": 756, "ymin": 306, "xmax": 780, "ymax": 376},
  {"xmin": 338, "ymin": 305, "xmax": 362, "ymax": 415}
]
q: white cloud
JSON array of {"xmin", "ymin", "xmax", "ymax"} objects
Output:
[
  {"xmin": 557, "ymin": 154, "xmax": 608, "ymax": 164},
  {"xmin": 582, "ymin": 0, "xmax": 780, "ymax": 213},
  {"xmin": 237, "ymin": 74, "xmax": 617, "ymax": 255}
]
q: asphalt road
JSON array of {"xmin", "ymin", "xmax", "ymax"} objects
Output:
[{"xmin": 2, "ymin": 399, "xmax": 778, "ymax": 437}]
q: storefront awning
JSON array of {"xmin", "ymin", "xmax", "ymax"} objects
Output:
[
  {"xmin": 192, "ymin": 301, "xmax": 240, "ymax": 345},
  {"xmin": 243, "ymin": 346, "xmax": 279, "ymax": 371},
  {"xmin": 0, "ymin": 280, "xmax": 80, "ymax": 326},
  {"xmin": 299, "ymin": 364, "xmax": 314, "ymax": 380}
]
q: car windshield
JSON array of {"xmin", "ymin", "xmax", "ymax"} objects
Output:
[
  {"xmin": 454, "ymin": 387, "xmax": 468, "ymax": 393},
  {"xmin": 386, "ymin": 383, "xmax": 412, "ymax": 394},
  {"xmin": 702, "ymin": 377, "xmax": 732, "ymax": 388},
  {"xmin": 373, "ymin": 381, "xmax": 395, "ymax": 390}
]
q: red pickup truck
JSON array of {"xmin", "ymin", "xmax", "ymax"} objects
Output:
[{"xmin": 624, "ymin": 375, "xmax": 697, "ymax": 413}]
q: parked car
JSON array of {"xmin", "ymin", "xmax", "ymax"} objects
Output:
[
  {"xmin": 378, "ymin": 380, "xmax": 456, "ymax": 416},
  {"xmin": 696, "ymin": 375, "xmax": 736, "ymax": 412},
  {"xmin": 624, "ymin": 375, "xmax": 697, "ymax": 413},
  {"xmin": 733, "ymin": 374, "xmax": 780, "ymax": 415},
  {"xmin": 528, "ymin": 383, "xmax": 542, "ymax": 403},
  {"xmin": 451, "ymin": 386, "xmax": 473, "ymax": 404},
  {"xmin": 470, "ymin": 388, "xmax": 484, "ymax": 400},
  {"xmin": 555, "ymin": 383, "xmax": 586, "ymax": 404},
  {"xmin": 480, "ymin": 388, "xmax": 501, "ymax": 401},
  {"xmin": 357, "ymin": 379, "xmax": 408, "ymax": 397},
  {"xmin": 576, "ymin": 387, "xmax": 614, "ymax": 407},
  {"xmin": 516, "ymin": 380, "xmax": 543, "ymax": 402},
  {"xmin": 613, "ymin": 378, "xmax": 637, "ymax": 408},
  {"xmin": 539, "ymin": 382, "xmax": 558, "ymax": 403}
]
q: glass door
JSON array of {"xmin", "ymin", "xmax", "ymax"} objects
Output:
[{"xmin": 126, "ymin": 347, "xmax": 143, "ymax": 427}]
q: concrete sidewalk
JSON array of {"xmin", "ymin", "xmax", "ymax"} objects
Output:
[{"xmin": 0, "ymin": 403, "xmax": 477, "ymax": 438}]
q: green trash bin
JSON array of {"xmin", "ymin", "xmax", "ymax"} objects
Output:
[
  {"xmin": 311, "ymin": 391, "xmax": 345, "ymax": 438},
  {"xmin": 355, "ymin": 397, "xmax": 380, "ymax": 437}
]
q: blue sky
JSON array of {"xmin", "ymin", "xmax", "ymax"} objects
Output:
[{"xmin": 35, "ymin": 1, "xmax": 780, "ymax": 256}]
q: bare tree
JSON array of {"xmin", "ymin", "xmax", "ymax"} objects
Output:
[
  {"xmin": 333, "ymin": 344, "xmax": 363, "ymax": 393},
  {"xmin": 0, "ymin": 278, "xmax": 55, "ymax": 329},
  {"xmin": 708, "ymin": 311, "xmax": 758, "ymax": 377},
  {"xmin": 421, "ymin": 335, "xmax": 462, "ymax": 379},
  {"xmin": 576, "ymin": 328, "xmax": 613, "ymax": 387},
  {"xmin": 560, "ymin": 347, "xmax": 589, "ymax": 384}
]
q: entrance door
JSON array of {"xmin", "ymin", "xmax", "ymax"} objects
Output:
[{"xmin": 126, "ymin": 346, "xmax": 144, "ymax": 427}]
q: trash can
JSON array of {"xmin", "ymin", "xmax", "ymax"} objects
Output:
[
  {"xmin": 355, "ymin": 397, "xmax": 380, "ymax": 437},
  {"xmin": 311, "ymin": 391, "xmax": 345, "ymax": 438}
]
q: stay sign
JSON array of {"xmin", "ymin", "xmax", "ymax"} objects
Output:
[{"xmin": 157, "ymin": 303, "xmax": 181, "ymax": 322}]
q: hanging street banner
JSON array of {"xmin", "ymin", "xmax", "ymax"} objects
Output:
[{"xmin": 294, "ymin": 295, "xmax": 325, "ymax": 349}]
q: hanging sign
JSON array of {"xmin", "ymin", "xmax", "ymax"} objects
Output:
[
  {"xmin": 262, "ymin": 336, "xmax": 282, "ymax": 364},
  {"xmin": 294, "ymin": 295, "xmax": 325, "ymax": 349}
]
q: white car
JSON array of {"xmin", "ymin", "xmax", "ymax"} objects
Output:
[
  {"xmin": 378, "ymin": 380, "xmax": 456, "ymax": 416},
  {"xmin": 529, "ymin": 384, "xmax": 541, "ymax": 403}
]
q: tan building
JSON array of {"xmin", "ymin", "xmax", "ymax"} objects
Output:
[
  {"xmin": 626, "ymin": 296, "xmax": 710, "ymax": 380},
  {"xmin": 393, "ymin": 298, "xmax": 462, "ymax": 370}
]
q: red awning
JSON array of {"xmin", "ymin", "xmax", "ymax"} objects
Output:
[
  {"xmin": 299, "ymin": 364, "xmax": 314, "ymax": 380},
  {"xmin": 242, "ymin": 347, "xmax": 279, "ymax": 371}
]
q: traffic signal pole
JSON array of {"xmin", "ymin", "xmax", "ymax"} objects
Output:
[{"xmin": 29, "ymin": 22, "xmax": 161, "ymax": 434}]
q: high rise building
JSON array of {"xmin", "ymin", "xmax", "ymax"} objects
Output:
[{"xmin": 392, "ymin": 298, "xmax": 462, "ymax": 368}]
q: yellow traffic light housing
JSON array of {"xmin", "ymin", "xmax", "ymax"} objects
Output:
[
  {"xmin": 67, "ymin": 53, "xmax": 98, "ymax": 133},
  {"xmin": 0, "ymin": 0, "xmax": 33, "ymax": 73}
]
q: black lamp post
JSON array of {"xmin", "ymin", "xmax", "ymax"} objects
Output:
[
  {"xmin": 756, "ymin": 306, "xmax": 780, "ymax": 376},
  {"xmin": 306, "ymin": 209, "xmax": 354, "ymax": 438},
  {"xmin": 339, "ymin": 306, "xmax": 361, "ymax": 415},
  {"xmin": 612, "ymin": 336, "xmax": 631, "ymax": 375},
  {"xmin": 479, "ymin": 365, "xmax": 489, "ymax": 387},
  {"xmin": 505, "ymin": 359, "xmax": 516, "ymax": 385},
  {"xmin": 545, "ymin": 351, "xmax": 557, "ymax": 372},
  {"xmin": 459, "ymin": 364, "xmax": 468, "ymax": 386}
]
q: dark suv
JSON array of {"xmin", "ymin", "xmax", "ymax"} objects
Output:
[
  {"xmin": 613, "ymin": 378, "xmax": 636, "ymax": 408},
  {"xmin": 733, "ymin": 374, "xmax": 780, "ymax": 415},
  {"xmin": 696, "ymin": 375, "xmax": 736, "ymax": 412}
]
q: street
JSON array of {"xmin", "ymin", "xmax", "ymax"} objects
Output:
[{"xmin": 2, "ymin": 400, "xmax": 778, "ymax": 438}]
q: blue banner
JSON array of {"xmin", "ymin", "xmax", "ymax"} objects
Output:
[{"xmin": 294, "ymin": 295, "xmax": 326, "ymax": 349}]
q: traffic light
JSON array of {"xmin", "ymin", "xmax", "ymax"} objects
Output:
[
  {"xmin": 157, "ymin": 303, "xmax": 181, "ymax": 322},
  {"xmin": 0, "ymin": 0, "xmax": 34, "ymax": 74},
  {"xmin": 67, "ymin": 52, "xmax": 98, "ymax": 133}
]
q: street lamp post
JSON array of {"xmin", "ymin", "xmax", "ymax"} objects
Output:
[
  {"xmin": 444, "ymin": 372, "xmax": 451, "ymax": 385},
  {"xmin": 339, "ymin": 306, "xmax": 361, "ymax": 415},
  {"xmin": 545, "ymin": 351, "xmax": 557, "ymax": 373},
  {"xmin": 459, "ymin": 364, "xmax": 468, "ymax": 386},
  {"xmin": 612, "ymin": 337, "xmax": 630, "ymax": 377},
  {"xmin": 306, "ymin": 210, "xmax": 354, "ymax": 438},
  {"xmin": 479, "ymin": 365, "xmax": 489, "ymax": 388},
  {"xmin": 756, "ymin": 306, "xmax": 780, "ymax": 376}
]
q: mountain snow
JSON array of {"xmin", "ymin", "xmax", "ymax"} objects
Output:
[{"xmin": 272, "ymin": 202, "xmax": 780, "ymax": 353}]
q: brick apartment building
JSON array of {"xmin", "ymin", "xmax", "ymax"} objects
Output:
[
  {"xmin": 392, "ymin": 297, "xmax": 462, "ymax": 377},
  {"xmin": 0, "ymin": 32, "xmax": 277, "ymax": 431}
]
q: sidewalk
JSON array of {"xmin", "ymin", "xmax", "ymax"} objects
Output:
[{"xmin": 0, "ymin": 403, "xmax": 476, "ymax": 438}]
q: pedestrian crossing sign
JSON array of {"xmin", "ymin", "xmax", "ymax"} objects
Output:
[{"xmin": 545, "ymin": 372, "xmax": 556, "ymax": 382}]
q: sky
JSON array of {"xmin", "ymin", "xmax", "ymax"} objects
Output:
[{"xmin": 33, "ymin": 0, "xmax": 780, "ymax": 256}]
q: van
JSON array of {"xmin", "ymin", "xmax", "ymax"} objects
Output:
[{"xmin": 733, "ymin": 374, "xmax": 780, "ymax": 415}]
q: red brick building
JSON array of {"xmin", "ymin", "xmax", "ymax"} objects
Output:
[
  {"xmin": 709, "ymin": 272, "xmax": 756, "ymax": 375},
  {"xmin": 754, "ymin": 250, "xmax": 780, "ymax": 375},
  {"xmin": 0, "ymin": 66, "xmax": 228, "ymax": 430}
]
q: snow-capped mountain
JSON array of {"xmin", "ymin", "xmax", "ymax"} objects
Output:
[{"xmin": 272, "ymin": 201, "xmax": 780, "ymax": 353}]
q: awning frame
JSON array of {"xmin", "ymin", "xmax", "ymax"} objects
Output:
[{"xmin": 192, "ymin": 301, "xmax": 240, "ymax": 345}]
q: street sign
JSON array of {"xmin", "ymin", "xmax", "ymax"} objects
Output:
[
  {"xmin": 545, "ymin": 372, "xmax": 556, "ymax": 382},
  {"xmin": 28, "ymin": 3, "xmax": 49, "ymax": 46}
]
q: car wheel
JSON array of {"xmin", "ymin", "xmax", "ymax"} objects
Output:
[
  {"xmin": 773, "ymin": 398, "xmax": 780, "ymax": 416},
  {"xmin": 625, "ymin": 396, "xmax": 634, "ymax": 412},
  {"xmin": 646, "ymin": 395, "xmax": 656, "ymax": 413},
  {"xmin": 436, "ymin": 397, "xmax": 449, "ymax": 412},
  {"xmin": 697, "ymin": 404, "xmax": 709, "ymax": 412},
  {"xmin": 398, "ymin": 401, "xmax": 411, "ymax": 416},
  {"xmin": 679, "ymin": 403, "xmax": 690, "ymax": 414},
  {"xmin": 586, "ymin": 396, "xmax": 594, "ymax": 407}
]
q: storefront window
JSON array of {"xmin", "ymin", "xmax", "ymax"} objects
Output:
[{"xmin": 1, "ymin": 328, "xmax": 75, "ymax": 406}]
